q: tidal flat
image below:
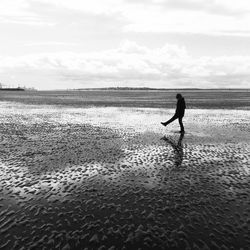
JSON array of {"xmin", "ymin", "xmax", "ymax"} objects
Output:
[{"xmin": 0, "ymin": 92, "xmax": 249, "ymax": 249}]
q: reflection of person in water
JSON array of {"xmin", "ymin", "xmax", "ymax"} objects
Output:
[
  {"xmin": 161, "ymin": 93, "xmax": 186, "ymax": 133},
  {"xmin": 161, "ymin": 133, "xmax": 184, "ymax": 167}
]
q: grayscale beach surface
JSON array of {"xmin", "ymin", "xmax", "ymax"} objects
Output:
[{"xmin": 0, "ymin": 90, "xmax": 249, "ymax": 249}]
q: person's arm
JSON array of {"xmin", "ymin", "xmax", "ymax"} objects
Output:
[
  {"xmin": 179, "ymin": 99, "xmax": 185, "ymax": 111},
  {"xmin": 176, "ymin": 100, "xmax": 181, "ymax": 113}
]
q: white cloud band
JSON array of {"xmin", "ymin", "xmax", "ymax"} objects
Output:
[{"xmin": 1, "ymin": 41, "xmax": 250, "ymax": 89}]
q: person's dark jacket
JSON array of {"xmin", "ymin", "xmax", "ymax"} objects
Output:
[{"xmin": 176, "ymin": 97, "xmax": 186, "ymax": 117}]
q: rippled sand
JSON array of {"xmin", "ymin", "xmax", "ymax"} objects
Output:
[{"xmin": 0, "ymin": 102, "xmax": 249, "ymax": 249}]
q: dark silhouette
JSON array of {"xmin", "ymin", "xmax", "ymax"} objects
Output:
[
  {"xmin": 161, "ymin": 133, "xmax": 184, "ymax": 167},
  {"xmin": 161, "ymin": 93, "xmax": 186, "ymax": 133}
]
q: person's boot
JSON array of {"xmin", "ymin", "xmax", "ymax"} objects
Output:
[{"xmin": 161, "ymin": 122, "xmax": 167, "ymax": 126}]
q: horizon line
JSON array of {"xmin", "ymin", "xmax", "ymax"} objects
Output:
[{"xmin": 37, "ymin": 87, "xmax": 250, "ymax": 91}]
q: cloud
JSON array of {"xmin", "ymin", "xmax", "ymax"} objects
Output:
[
  {"xmin": 31, "ymin": 0, "xmax": 250, "ymax": 36},
  {"xmin": 126, "ymin": 0, "xmax": 250, "ymax": 16},
  {"xmin": 32, "ymin": 0, "xmax": 250, "ymax": 17},
  {"xmin": 0, "ymin": 0, "xmax": 55, "ymax": 26},
  {"xmin": 23, "ymin": 42, "xmax": 78, "ymax": 47},
  {"xmin": 121, "ymin": 1, "xmax": 250, "ymax": 36},
  {"xmin": 1, "ymin": 41, "xmax": 250, "ymax": 89},
  {"xmin": 1, "ymin": 0, "xmax": 250, "ymax": 36}
]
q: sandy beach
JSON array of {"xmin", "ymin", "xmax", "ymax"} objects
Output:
[
  {"xmin": 1, "ymin": 0, "xmax": 250, "ymax": 247},
  {"xmin": 0, "ymin": 100, "xmax": 249, "ymax": 249}
]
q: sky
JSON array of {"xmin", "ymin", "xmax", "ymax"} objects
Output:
[{"xmin": 1, "ymin": 0, "xmax": 250, "ymax": 89}]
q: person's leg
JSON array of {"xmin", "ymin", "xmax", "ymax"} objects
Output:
[
  {"xmin": 161, "ymin": 114, "xmax": 178, "ymax": 126},
  {"xmin": 178, "ymin": 116, "xmax": 185, "ymax": 132}
]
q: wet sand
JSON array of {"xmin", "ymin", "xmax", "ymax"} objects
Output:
[{"xmin": 0, "ymin": 102, "xmax": 249, "ymax": 249}]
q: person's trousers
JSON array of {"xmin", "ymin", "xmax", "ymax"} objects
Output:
[{"xmin": 164, "ymin": 113, "xmax": 184, "ymax": 132}]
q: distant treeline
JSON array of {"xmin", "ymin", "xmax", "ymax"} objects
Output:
[
  {"xmin": 72, "ymin": 87, "xmax": 250, "ymax": 91},
  {"xmin": 0, "ymin": 87, "xmax": 25, "ymax": 91},
  {"xmin": 74, "ymin": 87, "xmax": 201, "ymax": 91}
]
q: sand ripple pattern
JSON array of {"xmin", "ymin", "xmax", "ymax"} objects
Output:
[{"xmin": 0, "ymin": 102, "xmax": 249, "ymax": 249}]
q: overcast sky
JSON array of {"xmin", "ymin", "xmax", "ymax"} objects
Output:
[{"xmin": 1, "ymin": 0, "xmax": 250, "ymax": 89}]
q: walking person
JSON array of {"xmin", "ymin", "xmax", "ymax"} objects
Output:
[{"xmin": 161, "ymin": 93, "xmax": 186, "ymax": 133}]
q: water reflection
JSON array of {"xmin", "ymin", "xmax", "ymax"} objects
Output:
[{"xmin": 161, "ymin": 133, "xmax": 184, "ymax": 167}]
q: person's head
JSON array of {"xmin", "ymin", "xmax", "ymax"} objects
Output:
[{"xmin": 176, "ymin": 93, "xmax": 182, "ymax": 100}]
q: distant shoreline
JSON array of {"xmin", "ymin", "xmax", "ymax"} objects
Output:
[
  {"xmin": 54, "ymin": 87, "xmax": 250, "ymax": 92},
  {"xmin": 2, "ymin": 87, "xmax": 249, "ymax": 92},
  {"xmin": 0, "ymin": 87, "xmax": 25, "ymax": 91}
]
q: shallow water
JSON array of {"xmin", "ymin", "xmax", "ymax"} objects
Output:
[
  {"xmin": 1, "ymin": 89, "xmax": 250, "ymax": 109},
  {"xmin": 0, "ymin": 102, "xmax": 249, "ymax": 249}
]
